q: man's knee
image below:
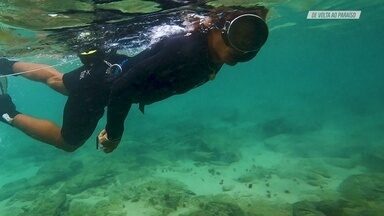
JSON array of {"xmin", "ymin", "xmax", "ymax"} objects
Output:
[
  {"xmin": 60, "ymin": 135, "xmax": 88, "ymax": 152},
  {"xmin": 57, "ymin": 133, "xmax": 85, "ymax": 152},
  {"xmin": 59, "ymin": 142, "xmax": 82, "ymax": 152}
]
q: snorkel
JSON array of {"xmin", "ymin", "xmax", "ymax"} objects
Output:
[{"xmin": 78, "ymin": 49, "xmax": 105, "ymax": 67}]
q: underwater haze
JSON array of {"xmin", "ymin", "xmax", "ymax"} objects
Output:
[{"xmin": 1, "ymin": 0, "xmax": 384, "ymax": 215}]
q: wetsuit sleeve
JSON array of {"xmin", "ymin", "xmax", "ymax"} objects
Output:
[
  {"xmin": 105, "ymin": 100, "xmax": 131, "ymax": 141},
  {"xmin": 105, "ymin": 38, "xmax": 185, "ymax": 140}
]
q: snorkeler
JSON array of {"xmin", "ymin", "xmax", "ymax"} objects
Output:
[{"xmin": 0, "ymin": 7, "xmax": 269, "ymax": 153}]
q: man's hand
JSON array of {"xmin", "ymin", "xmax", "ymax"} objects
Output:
[{"xmin": 97, "ymin": 129, "xmax": 120, "ymax": 153}]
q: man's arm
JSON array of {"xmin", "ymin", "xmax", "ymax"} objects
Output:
[
  {"xmin": 103, "ymin": 36, "xmax": 184, "ymax": 143},
  {"xmin": 104, "ymin": 55, "xmax": 172, "ymax": 141},
  {"xmin": 105, "ymin": 99, "xmax": 131, "ymax": 141}
]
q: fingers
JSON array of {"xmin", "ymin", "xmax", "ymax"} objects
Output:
[
  {"xmin": 102, "ymin": 145, "xmax": 115, "ymax": 154},
  {"xmin": 101, "ymin": 129, "xmax": 107, "ymax": 135},
  {"xmin": 103, "ymin": 140, "xmax": 120, "ymax": 154},
  {"xmin": 98, "ymin": 129, "xmax": 107, "ymax": 142},
  {"xmin": 99, "ymin": 129, "xmax": 107, "ymax": 138},
  {"xmin": 97, "ymin": 129, "xmax": 119, "ymax": 154}
]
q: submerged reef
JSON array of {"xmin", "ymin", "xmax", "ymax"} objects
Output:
[
  {"xmin": 0, "ymin": 166, "xmax": 291, "ymax": 216},
  {"xmin": 293, "ymin": 173, "xmax": 384, "ymax": 216},
  {"xmin": 1, "ymin": 112, "xmax": 383, "ymax": 215}
]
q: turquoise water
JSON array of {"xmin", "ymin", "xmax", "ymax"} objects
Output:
[{"xmin": 1, "ymin": 1, "xmax": 384, "ymax": 215}]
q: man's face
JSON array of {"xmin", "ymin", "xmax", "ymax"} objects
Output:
[
  {"xmin": 210, "ymin": 29, "xmax": 255, "ymax": 66},
  {"xmin": 218, "ymin": 32, "xmax": 258, "ymax": 66},
  {"xmin": 222, "ymin": 45, "xmax": 257, "ymax": 66},
  {"xmin": 218, "ymin": 42, "xmax": 241, "ymax": 66}
]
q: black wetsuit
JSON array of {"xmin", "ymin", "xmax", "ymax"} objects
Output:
[{"xmin": 62, "ymin": 32, "xmax": 222, "ymax": 146}]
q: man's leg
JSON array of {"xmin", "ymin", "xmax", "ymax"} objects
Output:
[
  {"xmin": 12, "ymin": 62, "xmax": 68, "ymax": 96},
  {"xmin": 1, "ymin": 59, "xmax": 77, "ymax": 151},
  {"xmin": 12, "ymin": 114, "xmax": 77, "ymax": 152},
  {"xmin": 0, "ymin": 94, "xmax": 78, "ymax": 152}
]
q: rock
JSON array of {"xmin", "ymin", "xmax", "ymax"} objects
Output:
[
  {"xmin": 30, "ymin": 159, "xmax": 83, "ymax": 186},
  {"xmin": 236, "ymin": 166, "xmax": 271, "ymax": 183},
  {"xmin": 0, "ymin": 178, "xmax": 30, "ymax": 201},
  {"xmin": 67, "ymin": 200, "xmax": 92, "ymax": 216},
  {"xmin": 293, "ymin": 199, "xmax": 384, "ymax": 216},
  {"xmin": 293, "ymin": 200, "xmax": 346, "ymax": 216},
  {"xmin": 188, "ymin": 201, "xmax": 245, "ymax": 216},
  {"xmin": 293, "ymin": 201, "xmax": 326, "ymax": 216},
  {"xmin": 190, "ymin": 149, "xmax": 240, "ymax": 165},
  {"xmin": 18, "ymin": 192, "xmax": 68, "ymax": 216},
  {"xmin": 180, "ymin": 137, "xmax": 241, "ymax": 165},
  {"xmin": 338, "ymin": 173, "xmax": 384, "ymax": 202},
  {"xmin": 191, "ymin": 151, "xmax": 214, "ymax": 162},
  {"xmin": 63, "ymin": 169, "xmax": 116, "ymax": 195},
  {"xmin": 361, "ymin": 148, "xmax": 384, "ymax": 171},
  {"xmin": 304, "ymin": 172, "xmax": 326, "ymax": 187},
  {"xmin": 91, "ymin": 199, "xmax": 126, "ymax": 216},
  {"xmin": 129, "ymin": 178, "xmax": 195, "ymax": 213},
  {"xmin": 236, "ymin": 173, "xmax": 257, "ymax": 183},
  {"xmin": 290, "ymin": 174, "xmax": 384, "ymax": 216},
  {"xmin": 261, "ymin": 117, "xmax": 295, "ymax": 138},
  {"xmin": 323, "ymin": 158, "xmax": 357, "ymax": 169},
  {"xmin": 222, "ymin": 185, "xmax": 235, "ymax": 192}
]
